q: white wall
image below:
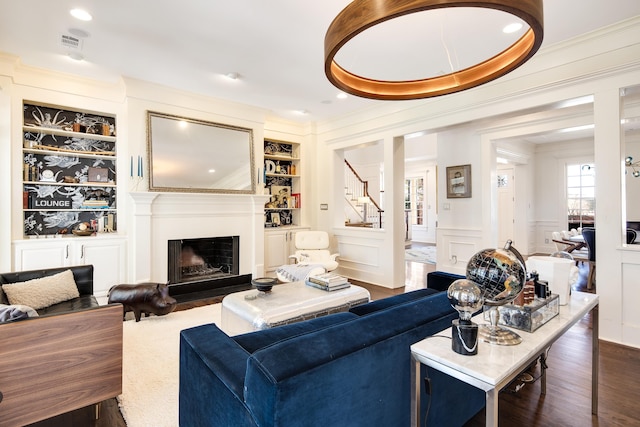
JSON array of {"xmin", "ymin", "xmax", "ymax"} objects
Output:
[{"xmin": 533, "ymin": 139, "xmax": 594, "ymax": 253}]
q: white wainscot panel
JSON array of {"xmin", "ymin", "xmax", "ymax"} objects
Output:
[
  {"xmin": 622, "ymin": 250, "xmax": 640, "ymax": 347},
  {"xmin": 537, "ymin": 220, "xmax": 562, "ymax": 255},
  {"xmin": 332, "ymin": 228, "xmax": 388, "ymax": 285},
  {"xmin": 437, "ymin": 227, "xmax": 483, "ymax": 275},
  {"xmin": 338, "ymin": 241, "xmax": 380, "ymax": 267}
]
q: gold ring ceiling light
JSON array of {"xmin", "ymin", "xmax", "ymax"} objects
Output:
[{"xmin": 324, "ymin": 0, "xmax": 544, "ymax": 100}]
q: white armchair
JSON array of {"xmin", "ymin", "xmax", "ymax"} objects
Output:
[{"xmin": 289, "ymin": 231, "xmax": 340, "ymax": 272}]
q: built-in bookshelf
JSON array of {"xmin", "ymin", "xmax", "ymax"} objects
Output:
[
  {"xmin": 22, "ymin": 102, "xmax": 117, "ymax": 236},
  {"xmin": 264, "ymin": 139, "xmax": 300, "ymax": 227}
]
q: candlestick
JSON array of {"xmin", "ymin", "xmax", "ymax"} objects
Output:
[
  {"xmin": 138, "ymin": 156, "xmax": 142, "ymax": 177},
  {"xmin": 130, "ymin": 156, "xmax": 133, "ymax": 178}
]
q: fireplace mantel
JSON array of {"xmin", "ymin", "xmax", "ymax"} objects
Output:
[{"xmin": 129, "ymin": 192, "xmax": 269, "ymax": 284}]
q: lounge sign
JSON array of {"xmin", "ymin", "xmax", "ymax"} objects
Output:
[{"xmin": 33, "ymin": 195, "xmax": 72, "ymax": 209}]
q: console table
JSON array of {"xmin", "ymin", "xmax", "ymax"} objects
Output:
[
  {"xmin": 411, "ymin": 291, "xmax": 599, "ymax": 427},
  {"xmin": 221, "ymin": 281, "xmax": 370, "ymax": 335}
]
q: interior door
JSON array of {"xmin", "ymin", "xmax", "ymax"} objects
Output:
[{"xmin": 498, "ymin": 167, "xmax": 515, "ymax": 245}]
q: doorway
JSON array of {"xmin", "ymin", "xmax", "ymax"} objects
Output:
[{"xmin": 498, "ymin": 166, "xmax": 515, "ymax": 245}]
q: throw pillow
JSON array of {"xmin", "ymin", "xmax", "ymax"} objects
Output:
[
  {"xmin": 0, "ymin": 304, "xmax": 39, "ymax": 322},
  {"xmin": 2, "ymin": 269, "xmax": 80, "ymax": 310}
]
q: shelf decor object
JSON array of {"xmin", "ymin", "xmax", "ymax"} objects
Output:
[{"xmin": 324, "ymin": 0, "xmax": 544, "ymax": 100}]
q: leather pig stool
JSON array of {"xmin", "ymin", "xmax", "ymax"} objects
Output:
[{"xmin": 108, "ymin": 282, "xmax": 177, "ymax": 322}]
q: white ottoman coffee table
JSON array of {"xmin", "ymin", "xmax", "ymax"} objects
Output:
[{"xmin": 221, "ymin": 281, "xmax": 370, "ymax": 335}]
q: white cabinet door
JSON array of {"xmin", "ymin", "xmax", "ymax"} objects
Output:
[
  {"xmin": 13, "ymin": 240, "xmax": 70, "ymax": 271},
  {"xmin": 264, "ymin": 227, "xmax": 309, "ymax": 274},
  {"xmin": 264, "ymin": 230, "xmax": 288, "ymax": 274},
  {"xmin": 13, "ymin": 236, "xmax": 126, "ymax": 297},
  {"xmin": 73, "ymin": 237, "xmax": 126, "ymax": 296}
]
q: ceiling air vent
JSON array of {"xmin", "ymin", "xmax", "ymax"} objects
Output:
[{"xmin": 60, "ymin": 34, "xmax": 83, "ymax": 50}]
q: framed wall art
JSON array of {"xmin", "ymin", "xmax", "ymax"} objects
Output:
[{"xmin": 446, "ymin": 164, "xmax": 472, "ymax": 198}]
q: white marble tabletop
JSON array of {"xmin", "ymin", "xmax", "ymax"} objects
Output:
[
  {"xmin": 411, "ymin": 291, "xmax": 599, "ymax": 426},
  {"xmin": 411, "ymin": 291, "xmax": 598, "ymax": 390}
]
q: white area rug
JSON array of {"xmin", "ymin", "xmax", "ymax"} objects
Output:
[
  {"xmin": 118, "ymin": 304, "xmax": 222, "ymax": 427},
  {"xmin": 405, "ymin": 245, "xmax": 437, "ymax": 264}
]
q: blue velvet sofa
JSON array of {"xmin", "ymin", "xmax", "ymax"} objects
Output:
[{"xmin": 179, "ymin": 285, "xmax": 484, "ymax": 426}]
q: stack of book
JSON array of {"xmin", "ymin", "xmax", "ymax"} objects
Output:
[
  {"xmin": 81, "ymin": 199, "xmax": 110, "ymax": 209},
  {"xmin": 306, "ymin": 272, "xmax": 350, "ymax": 291}
]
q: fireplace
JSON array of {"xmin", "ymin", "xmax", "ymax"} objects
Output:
[
  {"xmin": 168, "ymin": 236, "xmax": 240, "ymax": 285},
  {"xmin": 129, "ymin": 192, "xmax": 266, "ymax": 301}
]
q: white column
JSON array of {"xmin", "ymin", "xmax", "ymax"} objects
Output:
[
  {"xmin": 593, "ymin": 88, "xmax": 623, "ymax": 343},
  {"xmin": 129, "ymin": 192, "xmax": 159, "ymax": 283},
  {"xmin": 387, "ymin": 135, "xmax": 405, "ymax": 288}
]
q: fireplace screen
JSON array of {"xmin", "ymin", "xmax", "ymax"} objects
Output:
[{"xmin": 168, "ymin": 236, "xmax": 239, "ymax": 284}]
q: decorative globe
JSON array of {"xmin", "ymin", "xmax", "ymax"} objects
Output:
[
  {"xmin": 447, "ymin": 279, "xmax": 483, "ymax": 322},
  {"xmin": 466, "ymin": 240, "xmax": 526, "ymax": 307},
  {"xmin": 466, "ymin": 240, "xmax": 527, "ymax": 345}
]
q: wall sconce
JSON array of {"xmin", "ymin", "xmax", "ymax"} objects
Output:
[{"xmin": 626, "ymin": 156, "xmax": 640, "ymax": 178}]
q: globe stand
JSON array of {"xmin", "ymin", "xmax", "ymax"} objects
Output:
[{"xmin": 479, "ymin": 306, "xmax": 522, "ymax": 345}]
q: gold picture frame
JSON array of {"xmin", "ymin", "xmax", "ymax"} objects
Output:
[{"xmin": 446, "ymin": 164, "xmax": 472, "ymax": 198}]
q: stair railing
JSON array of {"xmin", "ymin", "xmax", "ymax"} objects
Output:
[{"xmin": 344, "ymin": 159, "xmax": 384, "ymax": 228}]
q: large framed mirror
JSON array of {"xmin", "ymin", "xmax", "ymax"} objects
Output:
[{"xmin": 147, "ymin": 111, "xmax": 255, "ymax": 194}]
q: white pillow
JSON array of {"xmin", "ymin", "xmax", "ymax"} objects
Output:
[{"xmin": 2, "ymin": 269, "xmax": 80, "ymax": 310}]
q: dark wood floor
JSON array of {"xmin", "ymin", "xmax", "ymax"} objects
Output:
[{"xmin": 32, "ymin": 249, "xmax": 638, "ymax": 427}]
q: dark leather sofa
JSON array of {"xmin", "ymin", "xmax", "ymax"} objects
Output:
[
  {"xmin": 0, "ymin": 264, "xmax": 123, "ymax": 426},
  {"xmin": 0, "ymin": 264, "xmax": 99, "ymax": 315}
]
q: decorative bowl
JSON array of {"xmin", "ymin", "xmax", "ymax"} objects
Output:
[
  {"xmin": 72, "ymin": 229, "xmax": 94, "ymax": 236},
  {"xmin": 251, "ymin": 277, "xmax": 277, "ymax": 293}
]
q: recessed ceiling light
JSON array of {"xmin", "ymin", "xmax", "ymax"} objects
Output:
[
  {"xmin": 208, "ymin": 169, "xmax": 216, "ymax": 173},
  {"xmin": 225, "ymin": 72, "xmax": 239, "ymax": 80},
  {"xmin": 503, "ymin": 22, "xmax": 523, "ymax": 34},
  {"xmin": 68, "ymin": 52, "xmax": 84, "ymax": 61},
  {"xmin": 294, "ymin": 109, "xmax": 308, "ymax": 115},
  {"xmin": 70, "ymin": 8, "xmax": 92, "ymax": 21},
  {"xmin": 336, "ymin": 92, "xmax": 347, "ymax": 99}
]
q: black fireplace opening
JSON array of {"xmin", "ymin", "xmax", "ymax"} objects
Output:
[
  {"xmin": 167, "ymin": 236, "xmax": 252, "ymax": 302},
  {"xmin": 168, "ymin": 236, "xmax": 241, "ymax": 285}
]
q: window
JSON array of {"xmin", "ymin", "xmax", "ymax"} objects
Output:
[
  {"xmin": 567, "ymin": 163, "xmax": 595, "ymax": 229},
  {"xmin": 404, "ymin": 177, "xmax": 424, "ymax": 225}
]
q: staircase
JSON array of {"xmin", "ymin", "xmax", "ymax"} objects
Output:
[{"xmin": 344, "ymin": 159, "xmax": 384, "ymax": 228}]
